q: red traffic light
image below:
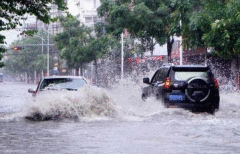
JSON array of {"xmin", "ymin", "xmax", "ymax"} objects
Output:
[{"xmin": 11, "ymin": 46, "xmax": 24, "ymax": 51}]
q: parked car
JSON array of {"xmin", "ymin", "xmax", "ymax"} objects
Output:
[
  {"xmin": 28, "ymin": 76, "xmax": 88, "ymax": 97},
  {"xmin": 142, "ymin": 65, "xmax": 220, "ymax": 113}
]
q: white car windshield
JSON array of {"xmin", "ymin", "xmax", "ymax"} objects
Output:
[{"xmin": 40, "ymin": 78, "xmax": 87, "ymax": 90}]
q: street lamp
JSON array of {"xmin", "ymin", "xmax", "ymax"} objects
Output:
[
  {"xmin": 39, "ymin": 27, "xmax": 51, "ymax": 77},
  {"xmin": 121, "ymin": 32, "xmax": 124, "ymax": 79},
  {"xmin": 47, "ymin": 26, "xmax": 50, "ymax": 77},
  {"xmin": 179, "ymin": 20, "xmax": 183, "ymax": 65},
  {"xmin": 34, "ymin": 35, "xmax": 45, "ymax": 78},
  {"xmin": 34, "ymin": 35, "xmax": 45, "ymax": 54}
]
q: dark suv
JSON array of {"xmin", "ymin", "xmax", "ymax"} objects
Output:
[{"xmin": 142, "ymin": 65, "xmax": 220, "ymax": 113}]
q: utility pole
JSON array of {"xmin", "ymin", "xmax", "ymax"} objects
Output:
[
  {"xmin": 121, "ymin": 32, "xmax": 124, "ymax": 79},
  {"xmin": 180, "ymin": 20, "xmax": 183, "ymax": 65},
  {"xmin": 47, "ymin": 25, "xmax": 50, "ymax": 76},
  {"xmin": 34, "ymin": 35, "xmax": 45, "ymax": 78}
]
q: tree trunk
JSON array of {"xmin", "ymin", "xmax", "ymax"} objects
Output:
[
  {"xmin": 75, "ymin": 68, "xmax": 79, "ymax": 76},
  {"xmin": 236, "ymin": 56, "xmax": 239, "ymax": 90},
  {"xmin": 167, "ymin": 37, "xmax": 174, "ymax": 63},
  {"xmin": 150, "ymin": 37, "xmax": 154, "ymax": 56},
  {"xmin": 80, "ymin": 65, "xmax": 83, "ymax": 76},
  {"xmin": 25, "ymin": 72, "xmax": 28, "ymax": 83},
  {"xmin": 94, "ymin": 59, "xmax": 98, "ymax": 86}
]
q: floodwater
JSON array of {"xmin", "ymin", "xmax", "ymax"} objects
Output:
[{"xmin": 0, "ymin": 81, "xmax": 240, "ymax": 154}]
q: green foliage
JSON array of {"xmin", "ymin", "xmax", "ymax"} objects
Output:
[
  {"xmin": 22, "ymin": 30, "xmax": 38, "ymax": 36},
  {"xmin": 98, "ymin": 0, "xmax": 196, "ymax": 60},
  {"xmin": 54, "ymin": 15, "xmax": 113, "ymax": 71},
  {"xmin": 99, "ymin": 0, "xmax": 240, "ymax": 61},
  {"xmin": 187, "ymin": 0, "xmax": 240, "ymax": 59},
  {"xmin": 55, "ymin": 14, "xmax": 92, "ymax": 69},
  {"xmin": 0, "ymin": 0, "xmax": 68, "ymax": 68},
  {"xmin": 4, "ymin": 30, "xmax": 52, "ymax": 73}
]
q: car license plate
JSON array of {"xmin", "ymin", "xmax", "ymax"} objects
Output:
[{"xmin": 169, "ymin": 95, "xmax": 185, "ymax": 101}]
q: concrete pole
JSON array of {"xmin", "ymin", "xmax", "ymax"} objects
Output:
[
  {"xmin": 121, "ymin": 32, "xmax": 124, "ymax": 79},
  {"xmin": 25, "ymin": 72, "xmax": 28, "ymax": 83},
  {"xmin": 42, "ymin": 36, "xmax": 44, "ymax": 78},
  {"xmin": 47, "ymin": 26, "xmax": 50, "ymax": 76},
  {"xmin": 42, "ymin": 37, "xmax": 43, "ymax": 54},
  {"xmin": 34, "ymin": 70, "xmax": 36, "ymax": 84},
  {"xmin": 179, "ymin": 20, "xmax": 183, "ymax": 65},
  {"xmin": 180, "ymin": 37, "xmax": 183, "ymax": 65}
]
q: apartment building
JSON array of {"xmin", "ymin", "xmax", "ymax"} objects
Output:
[
  {"xmin": 23, "ymin": 1, "xmax": 68, "ymax": 34},
  {"xmin": 75, "ymin": 0, "xmax": 102, "ymax": 27}
]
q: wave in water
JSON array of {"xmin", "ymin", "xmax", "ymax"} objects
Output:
[
  {"xmin": 23, "ymin": 86, "xmax": 117, "ymax": 121},
  {"xmin": 22, "ymin": 79, "xmax": 167, "ymax": 121},
  {"xmin": 2, "ymin": 79, "xmax": 238, "ymax": 122}
]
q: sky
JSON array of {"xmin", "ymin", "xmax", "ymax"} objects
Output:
[
  {"xmin": 68, "ymin": 0, "xmax": 79, "ymax": 16},
  {"xmin": 0, "ymin": 0, "xmax": 78, "ymax": 47}
]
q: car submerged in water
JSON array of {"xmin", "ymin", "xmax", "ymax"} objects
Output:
[
  {"xmin": 142, "ymin": 65, "xmax": 220, "ymax": 113},
  {"xmin": 28, "ymin": 76, "xmax": 88, "ymax": 96}
]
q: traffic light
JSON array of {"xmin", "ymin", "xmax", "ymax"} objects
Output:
[{"xmin": 11, "ymin": 46, "xmax": 24, "ymax": 51}]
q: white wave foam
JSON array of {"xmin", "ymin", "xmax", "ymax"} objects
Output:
[
  {"xmin": 21, "ymin": 79, "xmax": 167, "ymax": 121},
  {"xmin": 107, "ymin": 79, "xmax": 166, "ymax": 120},
  {"xmin": 18, "ymin": 78, "xmax": 240, "ymax": 121},
  {"xmin": 23, "ymin": 86, "xmax": 117, "ymax": 121}
]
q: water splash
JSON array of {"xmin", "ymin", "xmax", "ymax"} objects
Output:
[
  {"xmin": 22, "ymin": 78, "xmax": 167, "ymax": 121},
  {"xmin": 108, "ymin": 79, "xmax": 165, "ymax": 120},
  {"xmin": 4, "ymin": 77, "xmax": 238, "ymax": 122},
  {"xmin": 24, "ymin": 86, "xmax": 117, "ymax": 121}
]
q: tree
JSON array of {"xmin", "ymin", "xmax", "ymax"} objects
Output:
[
  {"xmin": 54, "ymin": 14, "xmax": 113, "ymax": 76},
  {"xmin": 183, "ymin": 0, "xmax": 240, "ymax": 72},
  {"xmin": 202, "ymin": 0, "xmax": 240, "ymax": 59},
  {"xmin": 97, "ymin": 0, "xmax": 195, "ymax": 62},
  {"xmin": 98, "ymin": 0, "xmax": 164, "ymax": 56},
  {"xmin": 54, "ymin": 14, "xmax": 94, "ymax": 75},
  {"xmin": 0, "ymin": 0, "xmax": 68, "ymax": 68},
  {"xmin": 4, "ymin": 30, "xmax": 53, "ymax": 77}
]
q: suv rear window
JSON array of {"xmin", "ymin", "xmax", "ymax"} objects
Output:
[{"xmin": 174, "ymin": 72, "xmax": 208, "ymax": 81}]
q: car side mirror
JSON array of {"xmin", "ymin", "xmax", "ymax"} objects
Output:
[
  {"xmin": 143, "ymin": 78, "xmax": 150, "ymax": 84},
  {"xmin": 28, "ymin": 88, "xmax": 36, "ymax": 93}
]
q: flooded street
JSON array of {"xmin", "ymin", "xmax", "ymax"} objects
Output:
[{"xmin": 1, "ymin": 81, "xmax": 240, "ymax": 154}]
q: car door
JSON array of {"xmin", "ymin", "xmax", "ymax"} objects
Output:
[
  {"xmin": 143, "ymin": 70, "xmax": 159, "ymax": 97},
  {"xmin": 151, "ymin": 69, "xmax": 164, "ymax": 99},
  {"xmin": 152, "ymin": 68, "xmax": 169, "ymax": 99}
]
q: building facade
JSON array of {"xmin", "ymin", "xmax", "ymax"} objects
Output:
[
  {"xmin": 75, "ymin": 0, "xmax": 102, "ymax": 27},
  {"xmin": 23, "ymin": 1, "xmax": 68, "ymax": 34}
]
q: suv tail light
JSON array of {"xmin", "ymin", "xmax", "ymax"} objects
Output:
[
  {"xmin": 164, "ymin": 77, "xmax": 171, "ymax": 90},
  {"xmin": 213, "ymin": 78, "xmax": 219, "ymax": 89}
]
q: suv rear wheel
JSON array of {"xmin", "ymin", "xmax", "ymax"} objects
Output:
[{"xmin": 186, "ymin": 77, "xmax": 210, "ymax": 102}]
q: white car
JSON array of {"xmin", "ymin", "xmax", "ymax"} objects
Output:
[{"xmin": 28, "ymin": 76, "xmax": 88, "ymax": 96}]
